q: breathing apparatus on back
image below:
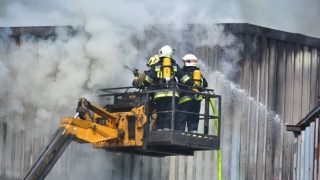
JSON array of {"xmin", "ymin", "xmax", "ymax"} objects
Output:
[
  {"xmin": 162, "ymin": 57, "xmax": 172, "ymax": 84},
  {"xmin": 193, "ymin": 69, "xmax": 201, "ymax": 92},
  {"xmin": 158, "ymin": 45, "xmax": 175, "ymax": 88}
]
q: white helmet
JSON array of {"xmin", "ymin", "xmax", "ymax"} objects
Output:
[
  {"xmin": 159, "ymin": 45, "xmax": 174, "ymax": 58},
  {"xmin": 182, "ymin": 54, "xmax": 198, "ymax": 67}
]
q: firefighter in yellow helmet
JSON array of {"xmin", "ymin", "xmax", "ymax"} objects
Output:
[
  {"xmin": 176, "ymin": 54, "xmax": 208, "ymax": 133},
  {"xmin": 140, "ymin": 46, "xmax": 196, "ymax": 131},
  {"xmin": 130, "ymin": 55, "xmax": 159, "ymax": 130},
  {"xmin": 132, "ymin": 55, "xmax": 159, "ymax": 87}
]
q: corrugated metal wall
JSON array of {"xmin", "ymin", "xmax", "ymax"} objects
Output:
[
  {"xmin": 293, "ymin": 120, "xmax": 317, "ymax": 179},
  {"xmin": 0, "ymin": 24, "xmax": 319, "ymax": 180},
  {"xmin": 286, "ymin": 105, "xmax": 320, "ymax": 179}
]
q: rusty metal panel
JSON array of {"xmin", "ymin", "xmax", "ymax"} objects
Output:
[
  {"xmin": 201, "ymin": 52, "xmax": 215, "ymax": 180},
  {"xmin": 256, "ymin": 36, "xmax": 268, "ymax": 180},
  {"xmin": 198, "ymin": 46, "xmax": 219, "ymax": 180},
  {"xmin": 276, "ymin": 41, "xmax": 286, "ymax": 179},
  {"xmin": 304, "ymin": 125, "xmax": 311, "ymax": 179},
  {"xmin": 289, "ymin": 115, "xmax": 320, "ymax": 180},
  {"xmin": 266, "ymin": 39, "xmax": 278, "ymax": 180},
  {"xmin": 196, "ymin": 46, "xmax": 219, "ymax": 180},
  {"xmin": 310, "ymin": 48, "xmax": 318, "ymax": 109},
  {"xmin": 238, "ymin": 33, "xmax": 251, "ymax": 180},
  {"xmin": 2, "ymin": 38, "xmax": 22, "ymax": 179},
  {"xmin": 224, "ymin": 23, "xmax": 320, "ymax": 48},
  {"xmin": 211, "ymin": 53, "xmax": 224, "ymax": 180},
  {"xmin": 275, "ymin": 40, "xmax": 286, "ymax": 117},
  {"xmin": 0, "ymin": 41, "xmax": 7, "ymax": 177},
  {"xmin": 293, "ymin": 137, "xmax": 298, "ymax": 180},
  {"xmin": 247, "ymin": 35, "xmax": 260, "ymax": 180},
  {"xmin": 302, "ymin": 127, "xmax": 307, "ymax": 180},
  {"xmin": 293, "ymin": 44, "xmax": 303, "ymax": 124},
  {"xmin": 318, "ymin": 56, "xmax": 320, "ymax": 100},
  {"xmin": 9, "ymin": 26, "xmax": 73, "ymax": 38},
  {"xmin": 0, "ymin": 115, "xmax": 4, "ymax": 176},
  {"xmin": 301, "ymin": 46, "xmax": 311, "ymax": 117},
  {"xmin": 209, "ymin": 45, "xmax": 239, "ymax": 180},
  {"xmin": 139, "ymin": 156, "xmax": 148, "ymax": 180},
  {"xmin": 314, "ymin": 118, "xmax": 320, "ymax": 179},
  {"xmin": 283, "ymin": 42, "xmax": 295, "ymax": 179},
  {"xmin": 310, "ymin": 122, "xmax": 315, "ymax": 179},
  {"xmin": 300, "ymin": 132, "xmax": 304, "ymax": 180},
  {"xmin": 194, "ymin": 152, "xmax": 203, "ymax": 179},
  {"xmin": 313, "ymin": 118, "xmax": 319, "ymax": 180}
]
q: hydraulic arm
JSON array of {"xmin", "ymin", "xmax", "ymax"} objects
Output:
[
  {"xmin": 23, "ymin": 98, "xmax": 147, "ymax": 180},
  {"xmin": 22, "ymin": 85, "xmax": 221, "ymax": 180}
]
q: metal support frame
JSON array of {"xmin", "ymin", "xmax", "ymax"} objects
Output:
[
  {"xmin": 98, "ymin": 83, "xmax": 222, "ymax": 155},
  {"xmin": 204, "ymin": 96, "xmax": 210, "ymax": 134}
]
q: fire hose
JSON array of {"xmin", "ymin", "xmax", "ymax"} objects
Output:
[{"xmin": 209, "ymin": 98, "xmax": 222, "ymax": 180}]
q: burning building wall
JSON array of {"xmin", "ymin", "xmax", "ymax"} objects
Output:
[{"xmin": 0, "ymin": 23, "xmax": 319, "ymax": 180}]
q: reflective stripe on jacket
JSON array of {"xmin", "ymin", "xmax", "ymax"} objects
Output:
[
  {"xmin": 154, "ymin": 90, "xmax": 179, "ymax": 100},
  {"xmin": 178, "ymin": 95, "xmax": 203, "ymax": 104},
  {"xmin": 178, "ymin": 66, "xmax": 207, "ymax": 104}
]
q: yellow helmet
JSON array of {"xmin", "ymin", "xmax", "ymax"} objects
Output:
[{"xmin": 147, "ymin": 55, "xmax": 159, "ymax": 67}]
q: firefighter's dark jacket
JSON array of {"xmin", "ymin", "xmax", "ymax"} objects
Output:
[
  {"xmin": 178, "ymin": 65, "xmax": 208, "ymax": 104},
  {"xmin": 181, "ymin": 66, "xmax": 208, "ymax": 88},
  {"xmin": 141, "ymin": 58, "xmax": 194, "ymax": 99}
]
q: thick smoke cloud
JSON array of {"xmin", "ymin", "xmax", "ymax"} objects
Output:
[
  {"xmin": 1, "ymin": 0, "xmax": 319, "ymax": 37},
  {"xmin": 0, "ymin": 1, "xmax": 244, "ymax": 179},
  {"xmin": 238, "ymin": 0, "xmax": 320, "ymax": 38},
  {"xmin": 0, "ymin": 0, "xmax": 245, "ymax": 122}
]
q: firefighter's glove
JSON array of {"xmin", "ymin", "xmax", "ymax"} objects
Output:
[
  {"xmin": 194, "ymin": 85, "xmax": 203, "ymax": 92},
  {"xmin": 133, "ymin": 68, "xmax": 139, "ymax": 76},
  {"xmin": 138, "ymin": 84, "xmax": 145, "ymax": 90}
]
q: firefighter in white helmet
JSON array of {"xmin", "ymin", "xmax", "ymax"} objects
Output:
[
  {"xmin": 176, "ymin": 54, "xmax": 208, "ymax": 133},
  {"xmin": 141, "ymin": 46, "xmax": 197, "ymax": 131}
]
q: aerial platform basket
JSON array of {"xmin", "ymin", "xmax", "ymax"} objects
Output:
[{"xmin": 99, "ymin": 83, "xmax": 221, "ymax": 157}]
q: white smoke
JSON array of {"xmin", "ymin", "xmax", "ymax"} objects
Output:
[
  {"xmin": 1, "ymin": 0, "xmax": 319, "ymax": 37},
  {"xmin": 0, "ymin": 1, "xmax": 243, "ymax": 179},
  {"xmin": 0, "ymin": 0, "xmax": 245, "ymax": 118},
  {"xmin": 238, "ymin": 0, "xmax": 320, "ymax": 38}
]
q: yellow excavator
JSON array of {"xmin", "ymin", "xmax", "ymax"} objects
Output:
[{"xmin": 22, "ymin": 83, "xmax": 221, "ymax": 180}]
